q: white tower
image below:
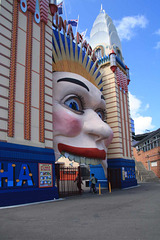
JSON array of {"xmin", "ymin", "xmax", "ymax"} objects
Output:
[{"xmin": 89, "ymin": 6, "xmax": 136, "ymax": 188}]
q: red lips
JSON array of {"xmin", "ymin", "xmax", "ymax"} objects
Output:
[{"xmin": 58, "ymin": 143, "xmax": 106, "ymax": 160}]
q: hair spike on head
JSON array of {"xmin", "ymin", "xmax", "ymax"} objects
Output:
[
  {"xmin": 82, "ymin": 45, "xmax": 89, "ymax": 68},
  {"xmin": 69, "ymin": 36, "xmax": 74, "ymax": 61},
  {"xmin": 75, "ymin": 40, "xmax": 78, "ymax": 62},
  {"xmin": 85, "ymin": 54, "xmax": 92, "ymax": 73},
  {"xmin": 52, "ymin": 29, "xmax": 103, "ymax": 90},
  {"xmin": 95, "ymin": 74, "xmax": 103, "ymax": 88},
  {"xmin": 52, "ymin": 31, "xmax": 62, "ymax": 61},
  {"xmin": 78, "ymin": 43, "xmax": 83, "ymax": 64},
  {"xmin": 52, "ymin": 46, "xmax": 58, "ymax": 63},
  {"xmin": 64, "ymin": 33, "xmax": 70, "ymax": 59},
  {"xmin": 58, "ymin": 30, "xmax": 66, "ymax": 60},
  {"xmin": 89, "ymin": 59, "xmax": 98, "ymax": 76},
  {"xmin": 92, "ymin": 65, "xmax": 101, "ymax": 79}
]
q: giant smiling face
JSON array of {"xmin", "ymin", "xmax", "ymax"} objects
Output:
[{"xmin": 52, "ymin": 71, "xmax": 113, "ymax": 177}]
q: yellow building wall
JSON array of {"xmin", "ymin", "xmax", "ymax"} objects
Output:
[
  {"xmin": 100, "ymin": 63, "xmax": 133, "ymax": 160},
  {"xmin": 0, "ymin": 0, "xmax": 53, "ymax": 149}
]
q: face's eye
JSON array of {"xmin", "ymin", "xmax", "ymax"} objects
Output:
[
  {"xmin": 96, "ymin": 109, "xmax": 106, "ymax": 122},
  {"xmin": 64, "ymin": 96, "xmax": 84, "ymax": 114}
]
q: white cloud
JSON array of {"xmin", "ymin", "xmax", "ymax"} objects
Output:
[
  {"xmin": 134, "ymin": 117, "xmax": 153, "ymax": 134},
  {"xmin": 144, "ymin": 103, "xmax": 149, "ymax": 111},
  {"xmin": 129, "ymin": 92, "xmax": 141, "ymax": 117},
  {"xmin": 154, "ymin": 28, "xmax": 160, "ymax": 35},
  {"xmin": 154, "ymin": 41, "xmax": 160, "ymax": 49},
  {"xmin": 129, "ymin": 92, "xmax": 155, "ymax": 134},
  {"xmin": 154, "ymin": 29, "xmax": 160, "ymax": 49},
  {"xmin": 115, "ymin": 15, "xmax": 148, "ymax": 41}
]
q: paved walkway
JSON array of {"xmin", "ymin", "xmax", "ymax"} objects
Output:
[{"xmin": 0, "ymin": 182, "xmax": 160, "ymax": 240}]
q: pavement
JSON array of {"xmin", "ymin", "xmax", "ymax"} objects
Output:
[{"xmin": 0, "ymin": 182, "xmax": 160, "ymax": 240}]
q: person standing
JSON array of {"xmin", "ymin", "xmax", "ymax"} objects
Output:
[
  {"xmin": 90, "ymin": 173, "xmax": 97, "ymax": 193},
  {"xmin": 74, "ymin": 174, "xmax": 83, "ymax": 192}
]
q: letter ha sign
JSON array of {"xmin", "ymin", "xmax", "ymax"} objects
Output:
[{"xmin": 0, "ymin": 163, "xmax": 34, "ymax": 188}]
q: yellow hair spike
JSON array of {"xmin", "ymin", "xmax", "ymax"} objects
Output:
[
  {"xmin": 92, "ymin": 65, "xmax": 101, "ymax": 79},
  {"xmin": 52, "ymin": 31, "xmax": 62, "ymax": 61},
  {"xmin": 52, "ymin": 47, "xmax": 58, "ymax": 63},
  {"xmin": 89, "ymin": 59, "xmax": 98, "ymax": 76},
  {"xmin": 58, "ymin": 30, "xmax": 66, "ymax": 60},
  {"xmin": 52, "ymin": 30, "xmax": 102, "ymax": 90},
  {"xmin": 78, "ymin": 43, "xmax": 83, "ymax": 64},
  {"xmin": 75, "ymin": 39, "xmax": 78, "ymax": 62},
  {"xmin": 85, "ymin": 54, "xmax": 92, "ymax": 73},
  {"xmin": 70, "ymin": 36, "xmax": 74, "ymax": 61},
  {"xmin": 82, "ymin": 45, "xmax": 89, "ymax": 68},
  {"xmin": 95, "ymin": 74, "xmax": 103, "ymax": 87},
  {"xmin": 64, "ymin": 33, "xmax": 70, "ymax": 59}
]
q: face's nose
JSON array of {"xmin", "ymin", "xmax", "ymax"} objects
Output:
[{"xmin": 83, "ymin": 109, "xmax": 113, "ymax": 143}]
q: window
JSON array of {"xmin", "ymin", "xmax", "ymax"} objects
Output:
[
  {"xmin": 117, "ymin": 49, "xmax": 122, "ymax": 60},
  {"xmin": 95, "ymin": 48, "xmax": 102, "ymax": 59},
  {"xmin": 151, "ymin": 162, "xmax": 157, "ymax": 167}
]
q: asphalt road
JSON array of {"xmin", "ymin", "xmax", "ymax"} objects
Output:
[{"xmin": 0, "ymin": 182, "xmax": 160, "ymax": 240}]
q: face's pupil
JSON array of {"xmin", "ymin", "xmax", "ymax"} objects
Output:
[
  {"xmin": 70, "ymin": 102, "xmax": 79, "ymax": 110},
  {"xmin": 98, "ymin": 112, "xmax": 102, "ymax": 119}
]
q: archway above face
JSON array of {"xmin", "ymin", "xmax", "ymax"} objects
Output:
[{"xmin": 52, "ymin": 72, "xmax": 113, "ymax": 175}]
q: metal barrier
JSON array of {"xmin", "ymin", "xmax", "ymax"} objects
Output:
[{"xmin": 55, "ymin": 165, "xmax": 82, "ymax": 197}]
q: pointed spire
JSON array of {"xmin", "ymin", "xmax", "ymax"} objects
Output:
[
  {"xmin": 100, "ymin": 4, "xmax": 105, "ymax": 13},
  {"xmin": 100, "ymin": 4, "xmax": 103, "ymax": 12}
]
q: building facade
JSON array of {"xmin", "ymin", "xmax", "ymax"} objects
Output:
[
  {"xmin": 0, "ymin": 0, "xmax": 58, "ymax": 207},
  {"xmin": 0, "ymin": 1, "xmax": 137, "ymax": 207},
  {"xmin": 89, "ymin": 7, "xmax": 137, "ymax": 188},
  {"xmin": 133, "ymin": 128, "xmax": 160, "ymax": 178}
]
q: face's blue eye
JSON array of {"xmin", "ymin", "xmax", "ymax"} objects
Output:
[
  {"xmin": 96, "ymin": 109, "xmax": 106, "ymax": 121},
  {"xmin": 97, "ymin": 111, "xmax": 103, "ymax": 119},
  {"xmin": 64, "ymin": 97, "xmax": 84, "ymax": 113},
  {"xmin": 65, "ymin": 99, "xmax": 79, "ymax": 111}
]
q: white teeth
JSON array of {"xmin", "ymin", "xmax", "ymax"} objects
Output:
[
  {"xmin": 80, "ymin": 157, "xmax": 86, "ymax": 164},
  {"xmin": 68, "ymin": 154, "xmax": 75, "ymax": 161},
  {"xmin": 64, "ymin": 152, "xmax": 70, "ymax": 158},
  {"xmin": 85, "ymin": 158, "xmax": 91, "ymax": 164},
  {"xmin": 74, "ymin": 155, "xmax": 80, "ymax": 163},
  {"xmin": 63, "ymin": 152, "xmax": 101, "ymax": 165}
]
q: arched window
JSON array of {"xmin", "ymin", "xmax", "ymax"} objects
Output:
[
  {"xmin": 116, "ymin": 49, "xmax": 122, "ymax": 60},
  {"xmin": 95, "ymin": 48, "xmax": 102, "ymax": 59}
]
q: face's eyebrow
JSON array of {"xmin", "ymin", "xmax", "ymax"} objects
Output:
[
  {"xmin": 57, "ymin": 78, "xmax": 89, "ymax": 92},
  {"xmin": 101, "ymin": 95, "xmax": 105, "ymax": 100}
]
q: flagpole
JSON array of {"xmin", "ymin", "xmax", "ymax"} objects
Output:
[
  {"xmin": 63, "ymin": 0, "xmax": 68, "ymax": 21},
  {"xmin": 83, "ymin": 29, "xmax": 87, "ymax": 39},
  {"xmin": 75, "ymin": 15, "xmax": 79, "ymax": 37}
]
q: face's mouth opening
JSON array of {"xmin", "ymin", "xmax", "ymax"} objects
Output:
[{"xmin": 58, "ymin": 143, "xmax": 106, "ymax": 165}]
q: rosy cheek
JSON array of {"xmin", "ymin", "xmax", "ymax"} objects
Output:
[
  {"xmin": 53, "ymin": 109, "xmax": 82, "ymax": 137},
  {"xmin": 104, "ymin": 130, "xmax": 113, "ymax": 147}
]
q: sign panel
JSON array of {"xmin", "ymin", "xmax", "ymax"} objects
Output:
[{"xmin": 39, "ymin": 164, "xmax": 53, "ymax": 188}]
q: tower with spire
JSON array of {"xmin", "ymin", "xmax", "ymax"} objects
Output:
[{"xmin": 89, "ymin": 6, "xmax": 137, "ymax": 188}]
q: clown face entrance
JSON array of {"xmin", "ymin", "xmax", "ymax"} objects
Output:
[{"xmin": 55, "ymin": 165, "xmax": 82, "ymax": 197}]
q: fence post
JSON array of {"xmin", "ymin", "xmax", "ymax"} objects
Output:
[
  {"xmin": 109, "ymin": 181, "xmax": 112, "ymax": 193},
  {"xmin": 55, "ymin": 164, "xmax": 60, "ymax": 196},
  {"xmin": 78, "ymin": 166, "xmax": 82, "ymax": 194},
  {"xmin": 99, "ymin": 183, "xmax": 101, "ymax": 195}
]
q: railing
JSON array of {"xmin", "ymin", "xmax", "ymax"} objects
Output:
[{"xmin": 55, "ymin": 165, "xmax": 82, "ymax": 197}]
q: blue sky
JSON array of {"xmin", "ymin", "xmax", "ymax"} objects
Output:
[{"xmin": 57, "ymin": 0, "xmax": 160, "ymax": 134}]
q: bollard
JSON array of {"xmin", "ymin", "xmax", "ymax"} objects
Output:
[
  {"xmin": 99, "ymin": 183, "xmax": 101, "ymax": 195},
  {"xmin": 109, "ymin": 181, "xmax": 111, "ymax": 193}
]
